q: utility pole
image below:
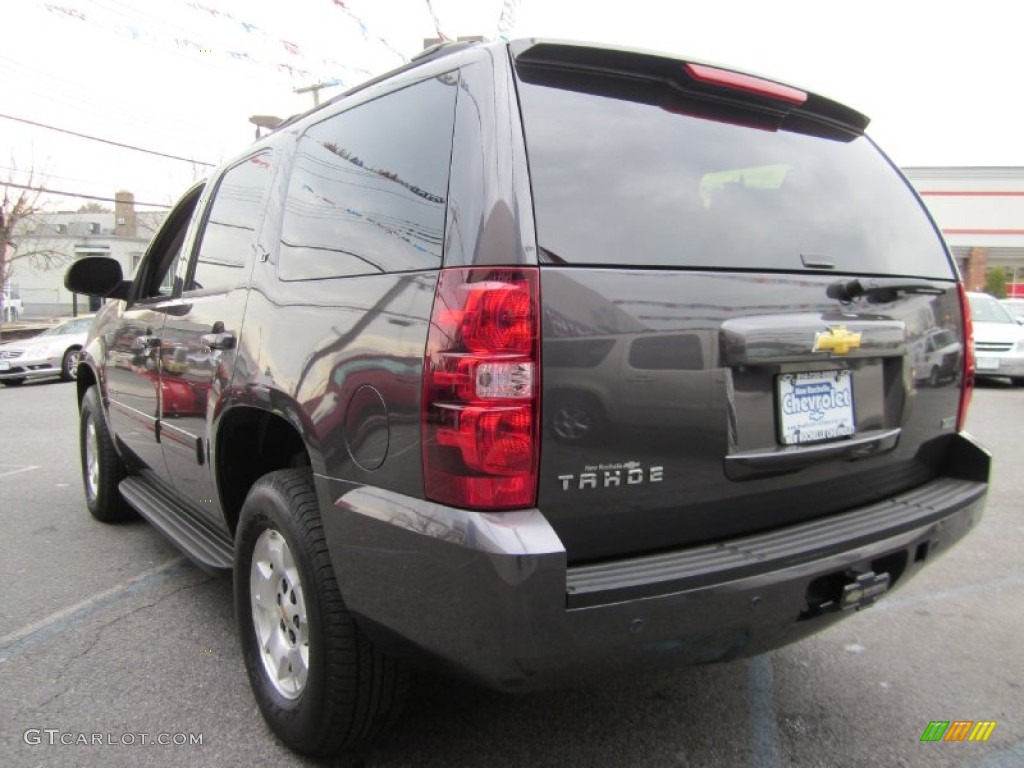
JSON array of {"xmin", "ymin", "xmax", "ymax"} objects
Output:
[{"xmin": 293, "ymin": 79, "xmax": 342, "ymax": 108}]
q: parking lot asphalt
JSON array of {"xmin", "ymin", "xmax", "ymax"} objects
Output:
[{"xmin": 0, "ymin": 378, "xmax": 1021, "ymax": 768}]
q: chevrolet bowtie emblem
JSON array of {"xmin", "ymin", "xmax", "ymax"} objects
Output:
[{"xmin": 813, "ymin": 326, "xmax": 862, "ymax": 355}]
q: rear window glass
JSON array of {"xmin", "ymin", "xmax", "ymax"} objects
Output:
[{"xmin": 516, "ymin": 77, "xmax": 953, "ymax": 278}]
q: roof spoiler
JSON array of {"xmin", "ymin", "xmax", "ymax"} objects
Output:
[{"xmin": 510, "ymin": 40, "xmax": 870, "ymax": 137}]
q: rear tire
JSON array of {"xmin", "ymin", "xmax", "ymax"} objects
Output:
[
  {"xmin": 235, "ymin": 469, "xmax": 408, "ymax": 756},
  {"xmin": 80, "ymin": 386, "xmax": 134, "ymax": 522},
  {"xmin": 1, "ymin": 378, "xmax": 26, "ymax": 387}
]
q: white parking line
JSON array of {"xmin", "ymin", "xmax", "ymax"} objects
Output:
[{"xmin": 0, "ymin": 465, "xmax": 40, "ymax": 479}]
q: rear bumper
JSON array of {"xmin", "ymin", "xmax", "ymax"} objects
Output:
[{"xmin": 319, "ymin": 434, "xmax": 989, "ymax": 691}]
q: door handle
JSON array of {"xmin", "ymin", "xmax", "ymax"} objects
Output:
[{"xmin": 201, "ymin": 332, "xmax": 236, "ymax": 351}]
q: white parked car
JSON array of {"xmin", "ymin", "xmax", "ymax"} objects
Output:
[
  {"xmin": 0, "ymin": 316, "xmax": 93, "ymax": 387},
  {"xmin": 1000, "ymin": 297, "xmax": 1024, "ymax": 323},
  {"xmin": 968, "ymin": 292, "xmax": 1024, "ymax": 384}
]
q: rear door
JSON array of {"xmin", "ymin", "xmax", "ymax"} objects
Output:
[
  {"xmin": 513, "ymin": 43, "xmax": 965, "ymax": 563},
  {"xmin": 157, "ymin": 152, "xmax": 275, "ymax": 527}
]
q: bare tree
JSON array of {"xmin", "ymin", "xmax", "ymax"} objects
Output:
[
  {"xmin": 1, "ymin": 165, "xmax": 67, "ymax": 341},
  {"xmin": 77, "ymin": 201, "xmax": 110, "ymax": 213}
]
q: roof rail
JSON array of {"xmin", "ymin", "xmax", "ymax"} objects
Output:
[{"xmin": 412, "ymin": 40, "xmax": 478, "ymax": 62}]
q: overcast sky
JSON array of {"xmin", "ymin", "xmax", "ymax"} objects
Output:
[{"xmin": 3, "ymin": 0, "xmax": 1022, "ymax": 212}]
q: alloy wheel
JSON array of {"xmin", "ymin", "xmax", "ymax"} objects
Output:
[{"xmin": 250, "ymin": 528, "xmax": 310, "ymax": 700}]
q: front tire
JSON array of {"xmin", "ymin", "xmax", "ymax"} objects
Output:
[
  {"xmin": 61, "ymin": 347, "xmax": 81, "ymax": 382},
  {"xmin": 1, "ymin": 378, "xmax": 26, "ymax": 387},
  {"xmin": 80, "ymin": 386, "xmax": 134, "ymax": 522},
  {"xmin": 235, "ymin": 469, "xmax": 408, "ymax": 756}
]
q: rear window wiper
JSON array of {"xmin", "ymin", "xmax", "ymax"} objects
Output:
[{"xmin": 827, "ymin": 278, "xmax": 945, "ymax": 303}]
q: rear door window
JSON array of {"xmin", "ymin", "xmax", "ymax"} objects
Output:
[{"xmin": 516, "ymin": 76, "xmax": 953, "ymax": 279}]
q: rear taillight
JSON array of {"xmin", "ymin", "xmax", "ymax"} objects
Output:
[
  {"xmin": 957, "ymin": 282, "xmax": 975, "ymax": 431},
  {"xmin": 423, "ymin": 267, "xmax": 540, "ymax": 509}
]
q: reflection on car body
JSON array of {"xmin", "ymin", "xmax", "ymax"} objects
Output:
[
  {"xmin": 547, "ymin": 329, "xmax": 722, "ymax": 442},
  {"xmin": 910, "ymin": 328, "xmax": 963, "ymax": 386}
]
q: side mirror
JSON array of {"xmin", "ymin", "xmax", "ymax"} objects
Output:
[{"xmin": 64, "ymin": 257, "xmax": 131, "ymax": 301}]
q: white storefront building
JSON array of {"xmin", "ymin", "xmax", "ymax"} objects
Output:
[{"xmin": 904, "ymin": 167, "xmax": 1024, "ymax": 296}]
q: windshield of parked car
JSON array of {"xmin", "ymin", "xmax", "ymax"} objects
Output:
[
  {"xmin": 969, "ymin": 295, "xmax": 1016, "ymax": 324},
  {"xmin": 40, "ymin": 318, "xmax": 92, "ymax": 336}
]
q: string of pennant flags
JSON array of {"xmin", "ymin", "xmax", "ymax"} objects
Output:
[
  {"xmin": 495, "ymin": 0, "xmax": 520, "ymax": 42},
  {"xmin": 329, "ymin": 0, "xmax": 407, "ymax": 61},
  {"xmin": 41, "ymin": 0, "xmax": 407, "ymax": 88}
]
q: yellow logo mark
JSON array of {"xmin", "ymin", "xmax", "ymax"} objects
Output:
[
  {"xmin": 968, "ymin": 721, "xmax": 997, "ymax": 742},
  {"xmin": 813, "ymin": 326, "xmax": 862, "ymax": 355}
]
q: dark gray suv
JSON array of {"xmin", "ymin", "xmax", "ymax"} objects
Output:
[{"xmin": 65, "ymin": 39, "xmax": 990, "ymax": 756}]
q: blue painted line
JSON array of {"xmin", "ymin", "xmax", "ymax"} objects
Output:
[
  {"xmin": 0, "ymin": 559, "xmax": 193, "ymax": 663},
  {"xmin": 747, "ymin": 655, "xmax": 782, "ymax": 768}
]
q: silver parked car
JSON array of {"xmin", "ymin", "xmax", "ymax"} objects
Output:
[
  {"xmin": 0, "ymin": 316, "xmax": 93, "ymax": 387},
  {"xmin": 969, "ymin": 292, "xmax": 1024, "ymax": 384}
]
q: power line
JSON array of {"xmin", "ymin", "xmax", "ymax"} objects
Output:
[
  {"xmin": 0, "ymin": 56, "xmax": 224, "ymax": 154},
  {"xmin": 0, "ymin": 113, "xmax": 214, "ymax": 167},
  {"xmin": 2, "ymin": 182, "xmax": 172, "ymax": 209},
  {"xmin": 0, "ymin": 164, "xmax": 169, "ymax": 200}
]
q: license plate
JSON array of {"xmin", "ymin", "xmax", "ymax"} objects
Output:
[
  {"xmin": 777, "ymin": 370, "xmax": 855, "ymax": 445},
  {"xmin": 976, "ymin": 357, "xmax": 1000, "ymax": 371},
  {"xmin": 841, "ymin": 571, "xmax": 891, "ymax": 611},
  {"xmin": 0, "ymin": 362, "xmax": 9, "ymax": 371}
]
